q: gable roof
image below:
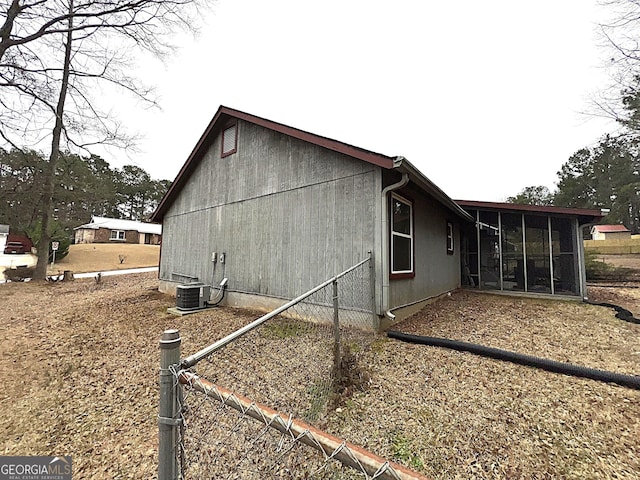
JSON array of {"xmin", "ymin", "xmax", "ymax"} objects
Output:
[
  {"xmin": 591, "ymin": 224, "xmax": 630, "ymax": 233},
  {"xmin": 151, "ymin": 106, "xmax": 472, "ymax": 222},
  {"xmin": 75, "ymin": 216, "xmax": 162, "ymax": 235},
  {"xmin": 455, "ymin": 200, "xmax": 605, "ymax": 225}
]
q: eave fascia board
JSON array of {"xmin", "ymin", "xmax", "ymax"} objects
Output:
[
  {"xmin": 151, "ymin": 106, "xmax": 233, "ymax": 222},
  {"xmin": 227, "ymin": 108, "xmax": 396, "ymax": 169},
  {"xmin": 393, "ymin": 157, "xmax": 474, "ymax": 223},
  {"xmin": 455, "ymin": 199, "xmax": 605, "ymax": 225}
]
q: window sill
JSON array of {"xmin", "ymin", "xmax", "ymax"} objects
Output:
[
  {"xmin": 221, "ymin": 148, "xmax": 237, "ymax": 158},
  {"xmin": 390, "ymin": 272, "xmax": 415, "ymax": 280}
]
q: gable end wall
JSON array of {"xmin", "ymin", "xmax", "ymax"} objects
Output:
[{"xmin": 160, "ymin": 120, "xmax": 379, "ymax": 302}]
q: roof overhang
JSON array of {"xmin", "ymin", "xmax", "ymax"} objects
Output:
[
  {"xmin": 393, "ymin": 158, "xmax": 474, "ymax": 222},
  {"xmin": 74, "ymin": 224, "xmax": 99, "ymax": 231},
  {"xmin": 455, "ymin": 200, "xmax": 606, "ymax": 225},
  {"xmin": 74, "ymin": 216, "xmax": 162, "ymax": 235}
]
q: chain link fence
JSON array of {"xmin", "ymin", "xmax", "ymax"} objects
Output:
[{"xmin": 158, "ymin": 256, "xmax": 427, "ymax": 479}]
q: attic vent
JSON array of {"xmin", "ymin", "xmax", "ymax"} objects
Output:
[{"xmin": 222, "ymin": 123, "xmax": 237, "ymax": 157}]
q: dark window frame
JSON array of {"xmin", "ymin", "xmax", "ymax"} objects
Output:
[
  {"xmin": 446, "ymin": 221, "xmax": 454, "ymax": 255},
  {"xmin": 390, "ymin": 192, "xmax": 415, "ymax": 279},
  {"xmin": 221, "ymin": 122, "xmax": 238, "ymax": 157}
]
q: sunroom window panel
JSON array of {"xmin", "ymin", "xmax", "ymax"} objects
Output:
[
  {"xmin": 478, "ymin": 211, "xmax": 500, "ymax": 290},
  {"xmin": 461, "ymin": 210, "xmax": 479, "ymax": 287},
  {"xmin": 501, "ymin": 213, "xmax": 524, "ymax": 291},
  {"xmin": 524, "ymin": 215, "xmax": 551, "ymax": 294},
  {"xmin": 551, "ymin": 217, "xmax": 579, "ymax": 295}
]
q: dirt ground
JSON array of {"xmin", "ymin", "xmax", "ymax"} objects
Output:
[
  {"xmin": 597, "ymin": 254, "xmax": 640, "ymax": 271},
  {"xmin": 0, "ymin": 273, "xmax": 638, "ymax": 479}
]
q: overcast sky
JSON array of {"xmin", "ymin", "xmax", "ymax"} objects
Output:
[{"xmin": 102, "ymin": 0, "xmax": 618, "ymax": 202}]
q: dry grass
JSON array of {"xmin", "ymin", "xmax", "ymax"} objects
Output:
[
  {"xmin": 597, "ymin": 254, "xmax": 640, "ymax": 271},
  {"xmin": 0, "ymin": 273, "xmax": 638, "ymax": 479},
  {"xmin": 0, "ymin": 274, "xmax": 258, "ymax": 478},
  {"xmin": 46, "ymin": 244, "xmax": 160, "ymax": 275},
  {"xmin": 367, "ymin": 289, "xmax": 640, "ymax": 479}
]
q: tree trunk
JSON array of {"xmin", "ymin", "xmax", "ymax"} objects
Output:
[
  {"xmin": 33, "ymin": 0, "xmax": 74, "ymax": 281},
  {"xmin": 0, "ymin": 0, "xmax": 21, "ymax": 62}
]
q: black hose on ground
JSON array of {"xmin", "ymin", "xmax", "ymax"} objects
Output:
[
  {"xmin": 585, "ymin": 301, "xmax": 640, "ymax": 324},
  {"xmin": 588, "ymin": 283, "xmax": 639, "ymax": 289},
  {"xmin": 387, "ymin": 331, "xmax": 640, "ymax": 390}
]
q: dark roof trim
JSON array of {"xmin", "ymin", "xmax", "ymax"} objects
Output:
[
  {"xmin": 456, "ymin": 200, "xmax": 605, "ymax": 225},
  {"xmin": 228, "ymin": 108, "xmax": 396, "ymax": 168},
  {"xmin": 151, "ymin": 106, "xmax": 395, "ymax": 221}
]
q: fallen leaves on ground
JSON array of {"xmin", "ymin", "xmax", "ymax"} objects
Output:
[{"xmin": 0, "ymin": 275, "xmax": 638, "ymax": 479}]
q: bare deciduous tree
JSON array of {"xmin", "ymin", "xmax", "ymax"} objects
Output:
[
  {"xmin": 0, "ymin": 0, "xmax": 205, "ymax": 279},
  {"xmin": 592, "ymin": 0, "xmax": 640, "ymax": 130}
]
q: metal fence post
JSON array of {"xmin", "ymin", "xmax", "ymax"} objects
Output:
[
  {"xmin": 368, "ymin": 251, "xmax": 378, "ymax": 330},
  {"xmin": 159, "ymin": 329, "xmax": 181, "ymax": 480},
  {"xmin": 332, "ymin": 279, "xmax": 340, "ymax": 374}
]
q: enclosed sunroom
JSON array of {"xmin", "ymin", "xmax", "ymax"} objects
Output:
[{"xmin": 456, "ymin": 201, "xmax": 604, "ymax": 298}]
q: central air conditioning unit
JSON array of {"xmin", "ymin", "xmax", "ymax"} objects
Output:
[{"xmin": 176, "ymin": 283, "xmax": 211, "ymax": 311}]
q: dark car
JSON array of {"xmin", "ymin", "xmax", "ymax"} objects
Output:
[{"xmin": 4, "ymin": 241, "xmax": 26, "ymax": 254}]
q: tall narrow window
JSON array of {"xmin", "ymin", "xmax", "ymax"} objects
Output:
[
  {"xmin": 478, "ymin": 211, "xmax": 500, "ymax": 290},
  {"xmin": 524, "ymin": 214, "xmax": 551, "ymax": 294},
  {"xmin": 390, "ymin": 193, "xmax": 414, "ymax": 277},
  {"xmin": 501, "ymin": 213, "xmax": 524, "ymax": 292},
  {"xmin": 551, "ymin": 217, "xmax": 579, "ymax": 296},
  {"xmin": 446, "ymin": 221, "xmax": 454, "ymax": 254},
  {"xmin": 221, "ymin": 123, "xmax": 237, "ymax": 157}
]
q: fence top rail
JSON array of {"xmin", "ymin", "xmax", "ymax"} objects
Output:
[
  {"xmin": 180, "ymin": 254, "xmax": 372, "ymax": 368},
  {"xmin": 178, "ymin": 370, "xmax": 429, "ymax": 480}
]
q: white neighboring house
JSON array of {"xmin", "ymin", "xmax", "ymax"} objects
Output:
[
  {"xmin": 590, "ymin": 224, "xmax": 632, "ymax": 241},
  {"xmin": 74, "ymin": 216, "xmax": 162, "ymax": 245},
  {"xmin": 0, "ymin": 225, "xmax": 8, "ymax": 252}
]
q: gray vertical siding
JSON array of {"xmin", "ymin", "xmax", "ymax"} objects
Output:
[
  {"xmin": 388, "ymin": 182, "xmax": 462, "ymax": 308},
  {"xmin": 160, "ymin": 120, "xmax": 377, "ymax": 300}
]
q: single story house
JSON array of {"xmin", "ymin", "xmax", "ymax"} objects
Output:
[
  {"xmin": 74, "ymin": 216, "xmax": 162, "ymax": 245},
  {"xmin": 590, "ymin": 224, "xmax": 631, "ymax": 240},
  {"xmin": 151, "ymin": 106, "xmax": 604, "ymax": 328}
]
